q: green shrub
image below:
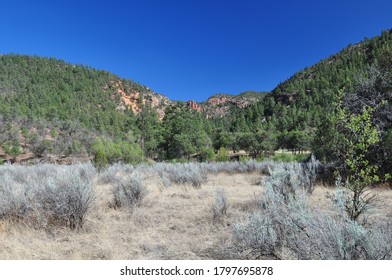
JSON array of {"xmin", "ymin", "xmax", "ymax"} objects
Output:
[
  {"xmin": 272, "ymin": 152, "xmax": 295, "ymax": 162},
  {"xmin": 239, "ymin": 155, "xmax": 251, "ymax": 162},
  {"xmin": 272, "ymin": 152, "xmax": 309, "ymax": 162},
  {"xmin": 216, "ymin": 147, "xmax": 229, "ymax": 162},
  {"xmin": 94, "ymin": 148, "xmax": 109, "ymax": 170},
  {"xmin": 200, "ymin": 147, "xmax": 216, "ymax": 162}
]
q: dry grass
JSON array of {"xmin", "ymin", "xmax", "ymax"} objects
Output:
[
  {"xmin": 1, "ymin": 165, "xmax": 391, "ymax": 260},
  {"xmin": 0, "ymin": 171, "xmax": 262, "ymax": 260}
]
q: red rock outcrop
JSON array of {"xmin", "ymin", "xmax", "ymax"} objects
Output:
[
  {"xmin": 112, "ymin": 80, "xmax": 173, "ymax": 119},
  {"xmin": 186, "ymin": 100, "xmax": 203, "ymax": 111}
]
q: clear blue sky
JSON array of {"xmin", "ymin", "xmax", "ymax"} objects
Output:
[{"xmin": 1, "ymin": 0, "xmax": 391, "ymax": 101}]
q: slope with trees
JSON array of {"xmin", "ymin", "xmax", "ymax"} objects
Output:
[{"xmin": 0, "ymin": 29, "xmax": 391, "ymax": 179}]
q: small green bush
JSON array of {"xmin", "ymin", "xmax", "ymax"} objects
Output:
[
  {"xmin": 200, "ymin": 147, "xmax": 216, "ymax": 162},
  {"xmin": 272, "ymin": 152, "xmax": 309, "ymax": 162},
  {"xmin": 272, "ymin": 152, "xmax": 295, "ymax": 162},
  {"xmin": 216, "ymin": 147, "xmax": 229, "ymax": 162},
  {"xmin": 94, "ymin": 148, "xmax": 109, "ymax": 170}
]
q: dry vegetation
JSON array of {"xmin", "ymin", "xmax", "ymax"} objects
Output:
[
  {"xmin": 0, "ymin": 161, "xmax": 391, "ymax": 260},
  {"xmin": 0, "ymin": 162, "xmax": 263, "ymax": 259}
]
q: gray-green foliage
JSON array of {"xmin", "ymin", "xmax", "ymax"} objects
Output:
[
  {"xmin": 154, "ymin": 163, "xmax": 208, "ymax": 188},
  {"xmin": 201, "ymin": 160, "xmax": 272, "ymax": 175},
  {"xmin": 234, "ymin": 160, "xmax": 392, "ymax": 260},
  {"xmin": 212, "ymin": 188, "xmax": 228, "ymax": 222},
  {"xmin": 111, "ymin": 174, "xmax": 147, "ymax": 209},
  {"xmin": 98, "ymin": 163, "xmax": 135, "ymax": 185},
  {"xmin": 101, "ymin": 161, "xmax": 273, "ymax": 190},
  {"xmin": 0, "ymin": 163, "xmax": 96, "ymax": 229},
  {"xmin": 264, "ymin": 156, "xmax": 320, "ymax": 195}
]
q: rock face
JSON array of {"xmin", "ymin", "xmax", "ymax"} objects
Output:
[
  {"xmin": 201, "ymin": 92, "xmax": 266, "ymax": 117},
  {"xmin": 110, "ymin": 79, "xmax": 265, "ymax": 118},
  {"xmin": 112, "ymin": 80, "xmax": 174, "ymax": 119},
  {"xmin": 186, "ymin": 100, "xmax": 203, "ymax": 111},
  {"xmin": 207, "ymin": 96, "xmax": 230, "ymax": 106},
  {"xmin": 110, "ymin": 81, "xmax": 264, "ymax": 119},
  {"xmin": 208, "ymin": 93, "xmax": 263, "ymax": 108}
]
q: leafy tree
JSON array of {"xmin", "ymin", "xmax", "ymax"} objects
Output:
[
  {"xmin": 334, "ymin": 92, "xmax": 381, "ymax": 221},
  {"xmin": 279, "ymin": 130, "xmax": 311, "ymax": 154}
]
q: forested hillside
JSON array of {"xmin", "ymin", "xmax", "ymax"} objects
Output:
[
  {"xmin": 0, "ymin": 55, "xmax": 164, "ymax": 164},
  {"xmin": 0, "ymin": 30, "xmax": 391, "ymax": 182},
  {"xmin": 0, "ymin": 55, "xmax": 167, "ymax": 134},
  {"xmin": 228, "ymin": 29, "xmax": 392, "ymax": 152},
  {"xmin": 225, "ymin": 29, "xmax": 392, "ymax": 180}
]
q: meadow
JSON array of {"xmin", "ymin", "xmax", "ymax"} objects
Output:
[{"xmin": 0, "ymin": 160, "xmax": 391, "ymax": 260}]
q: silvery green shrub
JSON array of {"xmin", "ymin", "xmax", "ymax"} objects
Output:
[
  {"xmin": 212, "ymin": 188, "xmax": 228, "ymax": 222},
  {"xmin": 154, "ymin": 162, "xmax": 207, "ymax": 188},
  {"xmin": 111, "ymin": 174, "xmax": 147, "ymax": 209},
  {"xmin": 234, "ymin": 159, "xmax": 392, "ymax": 260},
  {"xmin": 0, "ymin": 163, "xmax": 96, "ymax": 230}
]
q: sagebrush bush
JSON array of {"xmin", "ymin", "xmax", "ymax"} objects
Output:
[
  {"xmin": 212, "ymin": 188, "xmax": 228, "ymax": 223},
  {"xmin": 262, "ymin": 159, "xmax": 319, "ymax": 197},
  {"xmin": 201, "ymin": 160, "xmax": 272, "ymax": 175},
  {"xmin": 154, "ymin": 163, "xmax": 207, "ymax": 188},
  {"xmin": 0, "ymin": 170, "xmax": 32, "ymax": 221},
  {"xmin": 39, "ymin": 163, "xmax": 96, "ymax": 229},
  {"xmin": 234, "ymin": 158, "xmax": 392, "ymax": 260},
  {"xmin": 0, "ymin": 163, "xmax": 96, "ymax": 230},
  {"xmin": 98, "ymin": 163, "xmax": 135, "ymax": 185},
  {"xmin": 111, "ymin": 175, "xmax": 147, "ymax": 209},
  {"xmin": 98, "ymin": 161, "xmax": 274, "ymax": 191}
]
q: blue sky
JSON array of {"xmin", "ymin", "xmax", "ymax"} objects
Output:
[{"xmin": 1, "ymin": 0, "xmax": 391, "ymax": 101}]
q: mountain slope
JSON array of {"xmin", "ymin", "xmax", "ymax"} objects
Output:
[
  {"xmin": 237, "ymin": 29, "xmax": 392, "ymax": 135},
  {"xmin": 270, "ymin": 29, "xmax": 392, "ymax": 108},
  {"xmin": 1, "ymin": 29, "xmax": 391, "ymax": 166},
  {"xmin": 0, "ymin": 55, "xmax": 176, "ymax": 164},
  {"xmin": 0, "ymin": 54, "xmax": 172, "ymax": 133},
  {"xmin": 223, "ymin": 29, "xmax": 392, "ymax": 163}
]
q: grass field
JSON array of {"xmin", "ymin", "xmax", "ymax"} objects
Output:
[{"xmin": 0, "ymin": 161, "xmax": 391, "ymax": 260}]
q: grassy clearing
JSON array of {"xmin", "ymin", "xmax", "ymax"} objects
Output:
[
  {"xmin": 0, "ymin": 160, "xmax": 391, "ymax": 259},
  {"xmin": 0, "ymin": 162, "xmax": 263, "ymax": 259}
]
